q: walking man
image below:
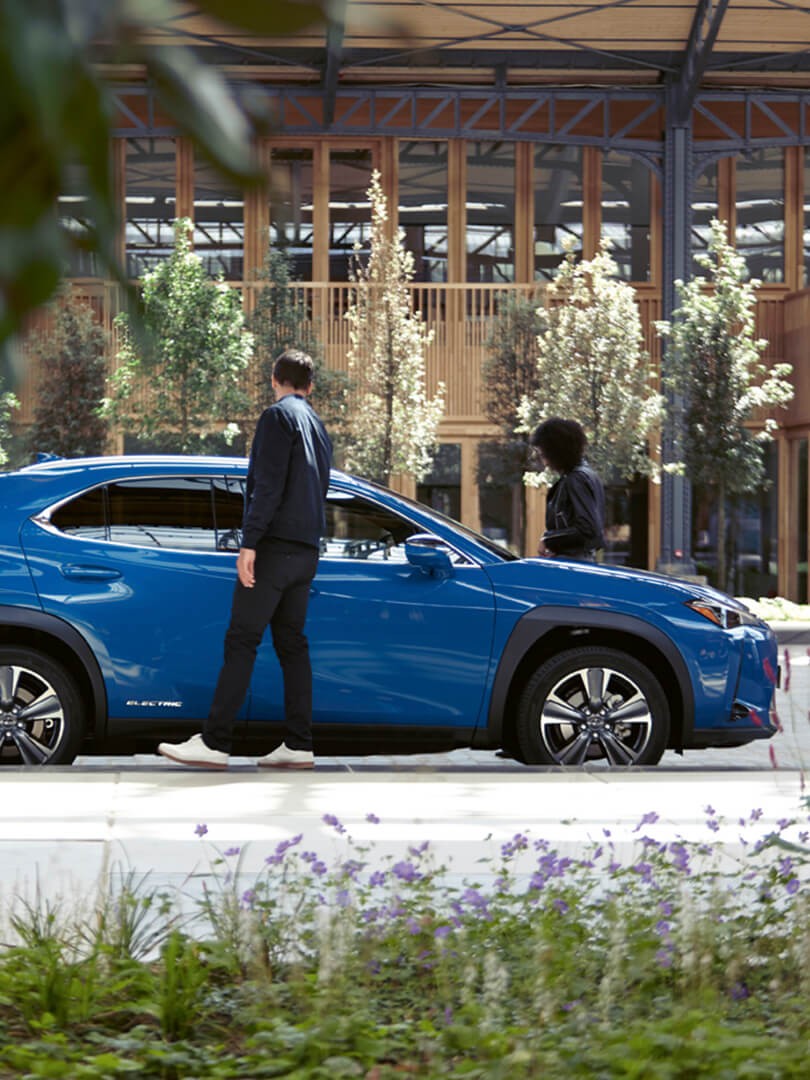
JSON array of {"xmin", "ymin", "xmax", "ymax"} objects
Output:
[{"xmin": 158, "ymin": 349, "xmax": 332, "ymax": 769}]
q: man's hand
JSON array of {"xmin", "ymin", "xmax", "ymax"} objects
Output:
[{"xmin": 237, "ymin": 547, "xmax": 256, "ymax": 588}]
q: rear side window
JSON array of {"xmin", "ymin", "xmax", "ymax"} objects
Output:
[{"xmin": 49, "ymin": 476, "xmax": 245, "ymax": 552}]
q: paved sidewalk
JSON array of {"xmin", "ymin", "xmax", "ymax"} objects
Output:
[{"xmin": 0, "ymin": 636, "xmax": 807, "ymax": 914}]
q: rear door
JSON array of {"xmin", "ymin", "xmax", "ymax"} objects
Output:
[{"xmin": 20, "ymin": 473, "xmax": 246, "ymax": 726}]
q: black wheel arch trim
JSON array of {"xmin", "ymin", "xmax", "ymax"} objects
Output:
[
  {"xmin": 0, "ymin": 605, "xmax": 107, "ymax": 736},
  {"xmin": 477, "ymin": 606, "xmax": 695, "ymax": 749}
]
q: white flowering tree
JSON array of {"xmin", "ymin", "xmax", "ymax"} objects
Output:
[
  {"xmin": 656, "ymin": 218, "xmax": 793, "ymax": 590},
  {"xmin": 518, "ymin": 241, "xmax": 663, "ymax": 486},
  {"xmin": 105, "ymin": 218, "xmax": 252, "ymax": 453},
  {"xmin": 343, "ymin": 172, "xmax": 444, "ymax": 485}
]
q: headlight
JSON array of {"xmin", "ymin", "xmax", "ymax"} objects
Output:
[{"xmin": 685, "ymin": 599, "xmax": 762, "ymax": 629}]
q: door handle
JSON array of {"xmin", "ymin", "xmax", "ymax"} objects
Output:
[{"xmin": 60, "ymin": 564, "xmax": 122, "ymax": 581}]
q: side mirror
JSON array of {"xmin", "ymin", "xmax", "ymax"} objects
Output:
[{"xmin": 405, "ymin": 534, "xmax": 454, "ymax": 579}]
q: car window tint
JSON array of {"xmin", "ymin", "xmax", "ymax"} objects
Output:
[
  {"xmin": 107, "ymin": 478, "xmax": 216, "ymax": 550},
  {"xmin": 323, "ymin": 492, "xmax": 423, "ymax": 563},
  {"xmin": 51, "ymin": 486, "xmax": 106, "ymax": 539},
  {"xmin": 213, "ymin": 476, "xmax": 245, "ymax": 551}
]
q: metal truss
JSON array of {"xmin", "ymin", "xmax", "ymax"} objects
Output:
[{"xmin": 111, "ymin": 84, "xmax": 810, "ymax": 155}]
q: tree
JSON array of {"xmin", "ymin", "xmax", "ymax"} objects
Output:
[
  {"xmin": 28, "ymin": 288, "xmax": 108, "ymax": 458},
  {"xmin": 249, "ymin": 248, "xmax": 350, "ymax": 447},
  {"xmin": 479, "ymin": 293, "xmax": 546, "ymax": 549},
  {"xmin": 0, "ymin": 0, "xmax": 326, "ymax": 372},
  {"xmin": 656, "ymin": 218, "xmax": 793, "ymax": 591},
  {"xmin": 104, "ymin": 219, "xmax": 252, "ymax": 453},
  {"xmin": 343, "ymin": 171, "xmax": 444, "ymax": 486},
  {"xmin": 0, "ymin": 384, "xmax": 19, "ymax": 469},
  {"xmin": 518, "ymin": 241, "xmax": 663, "ymax": 485}
]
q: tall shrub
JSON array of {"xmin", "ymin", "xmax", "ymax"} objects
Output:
[
  {"xmin": 656, "ymin": 218, "xmax": 793, "ymax": 590},
  {"xmin": 249, "ymin": 248, "xmax": 349, "ymax": 446},
  {"xmin": 518, "ymin": 241, "xmax": 663, "ymax": 485},
  {"xmin": 29, "ymin": 289, "xmax": 108, "ymax": 458},
  {"xmin": 105, "ymin": 219, "xmax": 252, "ymax": 453},
  {"xmin": 0, "ymin": 382, "xmax": 18, "ymax": 468},
  {"xmin": 479, "ymin": 293, "xmax": 546, "ymax": 548},
  {"xmin": 343, "ymin": 171, "xmax": 444, "ymax": 485}
]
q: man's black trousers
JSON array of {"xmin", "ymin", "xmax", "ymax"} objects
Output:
[{"xmin": 204, "ymin": 537, "xmax": 320, "ymax": 753}]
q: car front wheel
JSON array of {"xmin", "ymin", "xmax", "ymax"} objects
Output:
[
  {"xmin": 516, "ymin": 647, "xmax": 670, "ymax": 766},
  {"xmin": 0, "ymin": 649, "xmax": 84, "ymax": 766}
]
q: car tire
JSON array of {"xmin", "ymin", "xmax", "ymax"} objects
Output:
[
  {"xmin": 516, "ymin": 647, "xmax": 670, "ymax": 766},
  {"xmin": 0, "ymin": 648, "xmax": 84, "ymax": 766}
]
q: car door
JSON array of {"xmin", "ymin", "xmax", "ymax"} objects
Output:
[
  {"xmin": 247, "ymin": 486, "xmax": 497, "ymax": 733},
  {"xmin": 20, "ymin": 473, "xmax": 247, "ymax": 726}
]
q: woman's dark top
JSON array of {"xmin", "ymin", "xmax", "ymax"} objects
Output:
[{"xmin": 543, "ymin": 462, "xmax": 605, "ymax": 557}]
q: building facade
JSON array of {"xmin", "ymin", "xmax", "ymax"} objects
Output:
[{"xmin": 17, "ymin": 1, "xmax": 810, "ymax": 599}]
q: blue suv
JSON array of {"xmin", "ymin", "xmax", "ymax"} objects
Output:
[{"xmin": 0, "ymin": 455, "xmax": 778, "ymax": 767}]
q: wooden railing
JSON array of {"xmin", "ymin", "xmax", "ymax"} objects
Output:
[{"xmin": 16, "ymin": 279, "xmax": 791, "ymax": 428}]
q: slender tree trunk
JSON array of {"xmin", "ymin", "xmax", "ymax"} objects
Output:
[{"xmin": 717, "ymin": 480, "xmax": 727, "ymax": 592}]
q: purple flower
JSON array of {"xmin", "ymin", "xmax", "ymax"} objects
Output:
[
  {"xmin": 703, "ymin": 805, "xmax": 716, "ymax": 817},
  {"xmin": 194, "ymin": 824, "xmax": 208, "ymax": 837},
  {"xmin": 392, "ymin": 860, "xmax": 420, "ymax": 883},
  {"xmin": 634, "ymin": 811, "xmax": 659, "ymax": 833},
  {"xmin": 336, "ymin": 888, "xmax": 352, "ymax": 908},
  {"xmin": 406, "ymin": 917, "xmax": 421, "ymax": 935},
  {"xmin": 224, "ymin": 846, "xmax": 241, "ymax": 856},
  {"xmin": 562, "ymin": 1000, "xmax": 582, "ymax": 1012},
  {"xmin": 408, "ymin": 840, "xmax": 430, "ymax": 857},
  {"xmin": 786, "ymin": 878, "xmax": 800, "ymax": 895},
  {"xmin": 749, "ymin": 808, "xmax": 763, "ymax": 822},
  {"xmin": 655, "ymin": 920, "xmax": 671, "ymax": 938},
  {"xmin": 706, "ymin": 818, "xmax": 720, "ymax": 833},
  {"xmin": 658, "ymin": 900, "xmax": 673, "ymax": 917},
  {"xmin": 322, "ymin": 813, "xmax": 346, "ymax": 834},
  {"xmin": 656, "ymin": 949, "xmax": 673, "ymax": 969},
  {"xmin": 241, "ymin": 888, "xmax": 256, "ymax": 907},
  {"xmin": 435, "ymin": 925, "xmax": 453, "ymax": 939},
  {"xmin": 366, "ymin": 813, "xmax": 380, "ymax": 824},
  {"xmin": 463, "ymin": 887, "xmax": 488, "ymax": 910},
  {"xmin": 730, "ymin": 982, "xmax": 750, "ymax": 1001},
  {"xmin": 369, "ymin": 870, "xmax": 386, "ymax": 887},
  {"xmin": 553, "ymin": 898, "xmax": 569, "ymax": 915},
  {"xmin": 311, "ymin": 860, "xmax": 327, "ymax": 876}
]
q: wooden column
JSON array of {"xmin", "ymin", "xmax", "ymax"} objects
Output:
[
  {"xmin": 514, "ymin": 142, "xmax": 533, "ymax": 283},
  {"xmin": 583, "ymin": 147, "xmax": 601, "ymax": 258},
  {"xmin": 785, "ymin": 146, "xmax": 802, "ymax": 293},
  {"xmin": 175, "ymin": 138, "xmax": 195, "ymax": 222}
]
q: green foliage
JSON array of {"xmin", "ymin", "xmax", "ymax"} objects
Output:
[
  {"xmin": 0, "ymin": 0, "xmax": 327, "ymax": 371},
  {"xmin": 104, "ymin": 219, "xmax": 253, "ymax": 453},
  {"xmin": 344, "ymin": 171, "xmax": 445, "ymax": 485},
  {"xmin": 28, "ymin": 288, "xmax": 108, "ymax": 459},
  {"xmin": 480, "ymin": 293, "xmax": 546, "ymax": 487},
  {"xmin": 0, "ymin": 380, "xmax": 19, "ymax": 469},
  {"xmin": 1, "ymin": 812, "xmax": 809, "ymax": 1076},
  {"xmin": 656, "ymin": 219, "xmax": 793, "ymax": 493},
  {"xmin": 518, "ymin": 241, "xmax": 663, "ymax": 485},
  {"xmin": 249, "ymin": 248, "xmax": 350, "ymax": 446},
  {"xmin": 656, "ymin": 218, "xmax": 794, "ymax": 588}
]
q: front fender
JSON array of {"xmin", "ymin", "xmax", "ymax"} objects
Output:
[{"xmin": 479, "ymin": 605, "xmax": 694, "ymax": 748}]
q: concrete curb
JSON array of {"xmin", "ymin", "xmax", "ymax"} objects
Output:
[{"xmin": 771, "ymin": 622, "xmax": 810, "ymax": 647}]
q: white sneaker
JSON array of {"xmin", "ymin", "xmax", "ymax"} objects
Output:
[
  {"xmin": 257, "ymin": 742, "xmax": 314, "ymax": 770},
  {"xmin": 157, "ymin": 733, "xmax": 229, "ymax": 769}
]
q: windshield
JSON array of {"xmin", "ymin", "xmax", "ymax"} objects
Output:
[{"xmin": 358, "ymin": 478, "xmax": 519, "ymax": 562}]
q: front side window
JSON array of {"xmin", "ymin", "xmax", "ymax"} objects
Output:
[{"xmin": 323, "ymin": 492, "xmax": 420, "ymax": 562}]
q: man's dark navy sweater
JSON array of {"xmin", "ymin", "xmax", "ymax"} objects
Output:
[{"xmin": 241, "ymin": 393, "xmax": 332, "ymax": 551}]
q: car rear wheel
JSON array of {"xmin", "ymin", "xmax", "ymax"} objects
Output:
[
  {"xmin": 0, "ymin": 649, "xmax": 84, "ymax": 766},
  {"xmin": 516, "ymin": 647, "xmax": 670, "ymax": 766}
]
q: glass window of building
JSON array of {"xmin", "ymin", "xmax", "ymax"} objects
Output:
[
  {"xmin": 534, "ymin": 145, "xmax": 583, "ymax": 281},
  {"xmin": 329, "ymin": 149, "xmax": 373, "ymax": 281},
  {"xmin": 601, "ymin": 151, "xmax": 652, "ymax": 281},
  {"xmin": 398, "ymin": 141, "xmax": 448, "ymax": 283},
  {"xmin": 735, "ymin": 148, "xmax": 784, "ymax": 283},
  {"xmin": 416, "ymin": 443, "xmax": 461, "ymax": 520},
  {"xmin": 124, "ymin": 138, "xmax": 177, "ymax": 278},
  {"xmin": 193, "ymin": 159, "xmax": 244, "ymax": 280},
  {"xmin": 270, "ymin": 147, "xmax": 314, "ymax": 281},
  {"xmin": 466, "ymin": 142, "xmax": 515, "ymax": 283},
  {"xmin": 691, "ymin": 161, "xmax": 718, "ymax": 276},
  {"xmin": 58, "ymin": 162, "xmax": 99, "ymax": 277}
]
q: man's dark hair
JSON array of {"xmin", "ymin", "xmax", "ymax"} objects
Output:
[
  {"xmin": 530, "ymin": 417, "xmax": 587, "ymax": 473},
  {"xmin": 273, "ymin": 349, "xmax": 314, "ymax": 390}
]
